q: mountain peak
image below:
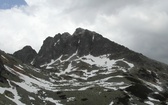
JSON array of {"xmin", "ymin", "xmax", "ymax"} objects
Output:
[
  {"xmin": 13, "ymin": 45, "xmax": 37, "ymax": 64},
  {"xmin": 34, "ymin": 28, "xmax": 133, "ymax": 66},
  {"xmin": 73, "ymin": 27, "xmax": 86, "ymax": 36},
  {"xmin": 72, "ymin": 27, "xmax": 98, "ymax": 37},
  {"xmin": 22, "ymin": 45, "xmax": 34, "ymax": 50}
]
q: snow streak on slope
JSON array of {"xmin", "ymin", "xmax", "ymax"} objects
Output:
[
  {"xmin": 1, "ymin": 51, "xmax": 166, "ymax": 105},
  {"xmin": 0, "ymin": 79, "xmax": 26, "ymax": 105},
  {"xmin": 34, "ymin": 54, "xmax": 136, "ymax": 91},
  {"xmin": 41, "ymin": 54, "xmax": 135, "ymax": 79},
  {"xmin": 4, "ymin": 65, "xmax": 55, "ymax": 93},
  {"xmin": 2, "ymin": 64, "xmax": 63, "ymax": 105},
  {"xmin": 2, "ymin": 53, "xmax": 136, "ymax": 92}
]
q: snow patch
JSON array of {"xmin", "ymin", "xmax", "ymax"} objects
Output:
[
  {"xmin": 78, "ymin": 85, "xmax": 94, "ymax": 91},
  {"xmin": 31, "ymin": 59, "xmax": 35, "ymax": 65},
  {"xmin": 1, "ymin": 55, "xmax": 8, "ymax": 61},
  {"xmin": 148, "ymin": 97, "xmax": 160, "ymax": 102},
  {"xmin": 5, "ymin": 80, "xmax": 26, "ymax": 105},
  {"xmin": 45, "ymin": 97, "xmax": 62, "ymax": 105},
  {"xmin": 55, "ymin": 62, "xmax": 73, "ymax": 76},
  {"xmin": 144, "ymin": 101, "xmax": 154, "ymax": 105},
  {"xmin": 14, "ymin": 65, "xmax": 24, "ymax": 71},
  {"xmin": 109, "ymin": 101, "xmax": 114, "ymax": 105},
  {"xmin": 80, "ymin": 55, "xmax": 134, "ymax": 71},
  {"xmin": 119, "ymin": 85, "xmax": 132, "ymax": 89},
  {"xmin": 67, "ymin": 97, "xmax": 75, "ymax": 102},
  {"xmin": 144, "ymin": 80, "xmax": 163, "ymax": 91},
  {"xmin": 0, "ymin": 87, "xmax": 7, "ymax": 94},
  {"xmin": 123, "ymin": 60, "xmax": 134, "ymax": 68},
  {"xmin": 5, "ymin": 65, "xmax": 55, "ymax": 93},
  {"xmin": 5, "ymin": 65, "xmax": 22, "ymax": 76},
  {"xmin": 54, "ymin": 39, "xmax": 60, "ymax": 46},
  {"xmin": 92, "ymin": 35, "xmax": 95, "ymax": 41},
  {"xmin": 29, "ymin": 96, "xmax": 35, "ymax": 100},
  {"xmin": 49, "ymin": 77, "xmax": 56, "ymax": 83},
  {"xmin": 78, "ymin": 40, "xmax": 80, "ymax": 43},
  {"xmin": 81, "ymin": 54, "xmax": 115, "ymax": 69}
]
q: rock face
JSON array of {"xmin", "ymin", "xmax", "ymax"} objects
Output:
[
  {"xmin": 0, "ymin": 55, "xmax": 4, "ymax": 74},
  {"xmin": 34, "ymin": 28, "xmax": 133, "ymax": 66},
  {"xmin": 13, "ymin": 46, "xmax": 37, "ymax": 64},
  {"xmin": 0, "ymin": 54, "xmax": 6, "ymax": 83}
]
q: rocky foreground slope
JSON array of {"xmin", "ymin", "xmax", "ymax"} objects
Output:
[{"xmin": 0, "ymin": 28, "xmax": 168, "ymax": 105}]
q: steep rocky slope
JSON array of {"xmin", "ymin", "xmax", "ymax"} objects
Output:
[
  {"xmin": 0, "ymin": 28, "xmax": 168, "ymax": 105},
  {"xmin": 34, "ymin": 28, "xmax": 132, "ymax": 66}
]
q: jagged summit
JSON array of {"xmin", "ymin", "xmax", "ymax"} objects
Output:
[
  {"xmin": 73, "ymin": 27, "xmax": 86, "ymax": 36},
  {"xmin": 13, "ymin": 45, "xmax": 37, "ymax": 64},
  {"xmin": 33, "ymin": 28, "xmax": 133, "ymax": 66}
]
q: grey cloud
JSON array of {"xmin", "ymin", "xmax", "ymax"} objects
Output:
[
  {"xmin": 61, "ymin": 0, "xmax": 143, "ymax": 24},
  {"xmin": 1, "ymin": 0, "xmax": 168, "ymax": 64},
  {"xmin": 129, "ymin": 33, "xmax": 168, "ymax": 64}
]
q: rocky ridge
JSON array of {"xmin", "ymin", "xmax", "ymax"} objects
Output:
[
  {"xmin": 34, "ymin": 28, "xmax": 139, "ymax": 66},
  {"xmin": 0, "ymin": 28, "xmax": 168, "ymax": 105}
]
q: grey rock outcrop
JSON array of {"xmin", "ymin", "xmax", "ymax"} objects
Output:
[{"xmin": 13, "ymin": 46, "xmax": 37, "ymax": 64}]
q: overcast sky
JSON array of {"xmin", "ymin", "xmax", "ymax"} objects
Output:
[{"xmin": 0, "ymin": 0, "xmax": 168, "ymax": 64}]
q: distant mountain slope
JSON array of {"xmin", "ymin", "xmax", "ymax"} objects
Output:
[{"xmin": 0, "ymin": 28, "xmax": 167, "ymax": 105}]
